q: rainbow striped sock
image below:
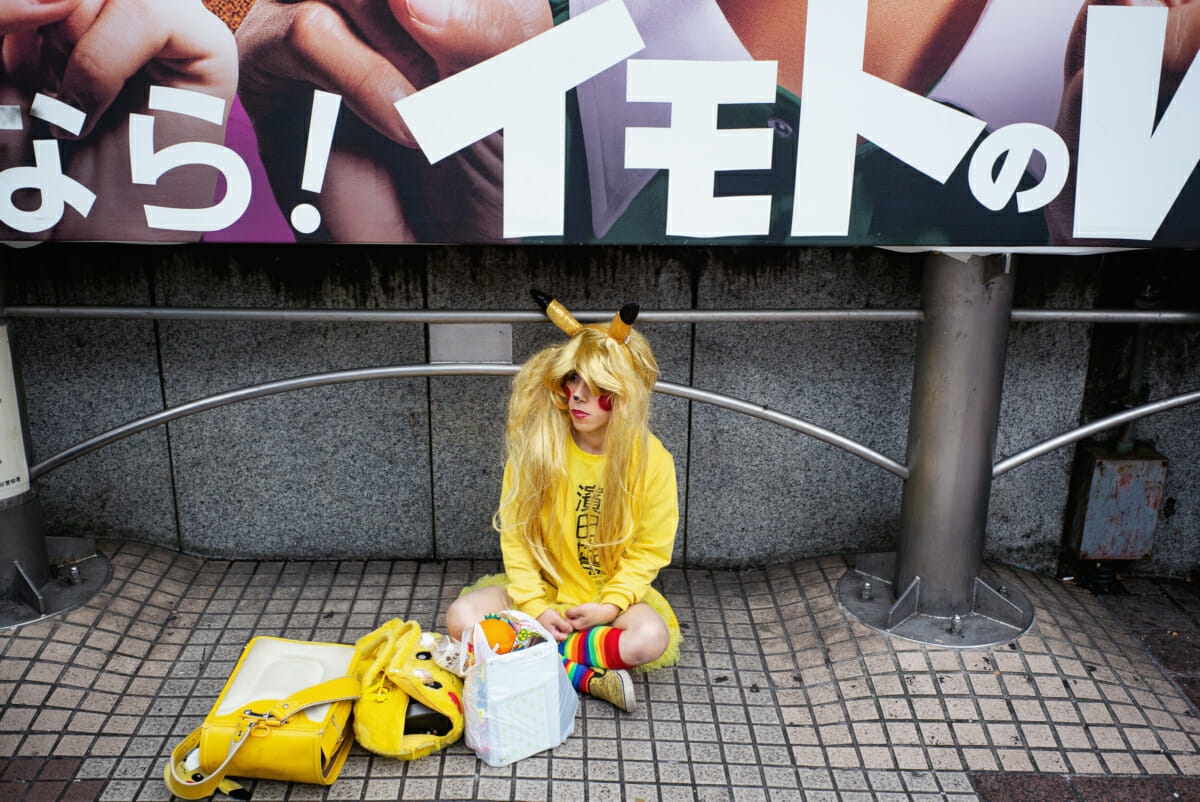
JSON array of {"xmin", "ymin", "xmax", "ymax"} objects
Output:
[
  {"xmin": 561, "ymin": 656, "xmax": 596, "ymax": 693},
  {"xmin": 560, "ymin": 626, "xmax": 631, "ymax": 670}
]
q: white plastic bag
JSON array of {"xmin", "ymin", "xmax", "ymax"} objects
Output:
[{"xmin": 463, "ymin": 610, "xmax": 578, "ymax": 766}]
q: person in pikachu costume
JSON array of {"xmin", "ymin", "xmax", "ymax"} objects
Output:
[
  {"xmin": 447, "ymin": 291, "xmax": 682, "ymax": 714},
  {"xmin": 353, "ymin": 620, "xmax": 465, "ymax": 759}
]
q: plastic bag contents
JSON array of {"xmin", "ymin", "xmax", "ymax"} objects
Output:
[
  {"xmin": 463, "ymin": 610, "xmax": 578, "ymax": 766},
  {"xmin": 433, "ymin": 612, "xmax": 547, "ymax": 678},
  {"xmin": 432, "ymin": 633, "xmax": 469, "ymax": 677}
]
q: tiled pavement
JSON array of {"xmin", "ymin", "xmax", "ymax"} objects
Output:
[{"xmin": 2, "ymin": 540, "xmax": 1200, "ymax": 801}]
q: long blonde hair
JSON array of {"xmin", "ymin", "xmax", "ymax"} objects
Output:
[{"xmin": 494, "ymin": 324, "xmax": 659, "ymax": 583}]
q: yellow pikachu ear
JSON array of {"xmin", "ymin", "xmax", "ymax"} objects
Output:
[
  {"xmin": 606, "ymin": 303, "xmax": 639, "ymax": 344},
  {"xmin": 531, "ymin": 289, "xmax": 583, "ymax": 336}
]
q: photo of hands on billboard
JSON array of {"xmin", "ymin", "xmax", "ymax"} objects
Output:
[{"xmin": 2, "ymin": 0, "xmax": 1198, "ymax": 247}]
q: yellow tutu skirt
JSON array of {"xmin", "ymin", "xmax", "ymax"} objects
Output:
[{"xmin": 459, "ymin": 574, "xmax": 682, "ymax": 673}]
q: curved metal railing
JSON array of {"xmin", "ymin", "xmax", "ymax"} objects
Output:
[
  {"xmin": 19, "ymin": 305, "xmax": 1199, "ymax": 484},
  {"xmin": 993, "ymin": 389, "xmax": 1200, "ymax": 477},
  {"xmin": 29, "ymin": 366, "xmax": 909, "ymax": 480}
]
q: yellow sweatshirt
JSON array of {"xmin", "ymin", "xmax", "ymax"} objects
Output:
[{"xmin": 500, "ymin": 434, "xmax": 678, "ymax": 619}]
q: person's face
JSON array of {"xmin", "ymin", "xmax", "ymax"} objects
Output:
[{"xmin": 564, "ymin": 371, "xmax": 613, "ymax": 438}]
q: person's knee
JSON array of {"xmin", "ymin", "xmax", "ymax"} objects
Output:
[
  {"xmin": 445, "ymin": 586, "xmax": 507, "ymax": 640},
  {"xmin": 620, "ymin": 622, "xmax": 669, "ymax": 667},
  {"xmin": 445, "ymin": 596, "xmax": 478, "ymax": 641}
]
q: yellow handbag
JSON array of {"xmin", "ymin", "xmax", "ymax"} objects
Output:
[
  {"xmin": 164, "ymin": 637, "xmax": 360, "ymax": 800},
  {"xmin": 353, "ymin": 619, "xmax": 465, "ymax": 760}
]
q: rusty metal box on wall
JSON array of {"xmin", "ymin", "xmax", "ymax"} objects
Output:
[{"xmin": 1066, "ymin": 440, "xmax": 1168, "ymax": 561}]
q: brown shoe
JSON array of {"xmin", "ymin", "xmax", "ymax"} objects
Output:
[{"xmin": 586, "ymin": 668, "xmax": 635, "ymax": 713}]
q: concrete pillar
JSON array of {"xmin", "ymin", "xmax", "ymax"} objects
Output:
[
  {"xmin": 0, "ymin": 321, "xmax": 48, "ymax": 606},
  {"xmin": 0, "ymin": 319, "xmax": 110, "ymax": 628}
]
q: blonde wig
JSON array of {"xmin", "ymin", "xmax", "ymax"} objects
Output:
[{"xmin": 494, "ymin": 297, "xmax": 659, "ymax": 586}]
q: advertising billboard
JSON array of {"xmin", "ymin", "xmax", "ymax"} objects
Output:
[{"xmin": 2, "ymin": 0, "xmax": 1198, "ymax": 248}]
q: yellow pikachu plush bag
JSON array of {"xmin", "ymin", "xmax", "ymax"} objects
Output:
[{"xmin": 353, "ymin": 619, "xmax": 465, "ymax": 760}]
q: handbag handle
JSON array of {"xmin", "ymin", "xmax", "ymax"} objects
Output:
[{"xmin": 164, "ymin": 676, "xmax": 360, "ymax": 800}]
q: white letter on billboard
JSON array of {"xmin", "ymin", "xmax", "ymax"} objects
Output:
[
  {"xmin": 791, "ymin": 0, "xmax": 987, "ymax": 237},
  {"xmin": 395, "ymin": 0, "xmax": 644, "ymax": 238},
  {"xmin": 624, "ymin": 60, "xmax": 776, "ymax": 238},
  {"xmin": 1074, "ymin": 6, "xmax": 1200, "ymax": 240},
  {"xmin": 130, "ymin": 87, "xmax": 251, "ymax": 232},
  {"xmin": 967, "ymin": 124, "xmax": 1069, "ymax": 213}
]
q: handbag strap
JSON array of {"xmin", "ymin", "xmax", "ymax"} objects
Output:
[
  {"xmin": 261, "ymin": 675, "xmax": 360, "ymax": 722},
  {"xmin": 163, "ymin": 676, "xmax": 360, "ymax": 800}
]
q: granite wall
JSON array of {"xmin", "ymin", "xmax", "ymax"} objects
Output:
[{"xmin": 2, "ymin": 245, "xmax": 1196, "ymax": 577}]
